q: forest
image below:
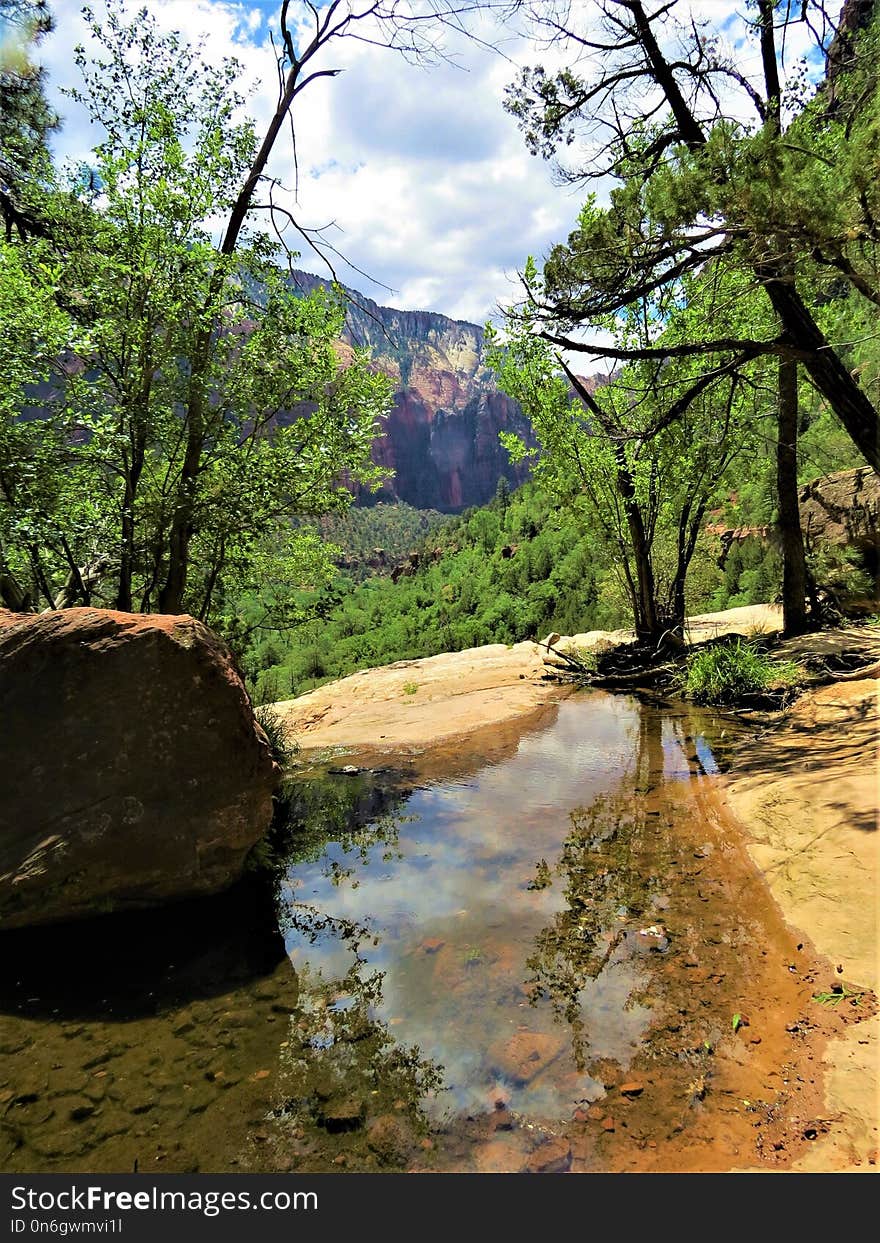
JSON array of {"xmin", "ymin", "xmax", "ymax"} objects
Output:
[{"xmin": 1, "ymin": 0, "xmax": 878, "ymax": 683}]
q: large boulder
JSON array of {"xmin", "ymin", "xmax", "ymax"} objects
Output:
[
  {"xmin": 799, "ymin": 466, "xmax": 880, "ymax": 560},
  {"xmin": 704, "ymin": 467, "xmax": 879, "ymax": 575},
  {"xmin": 0, "ymin": 608, "xmax": 279, "ymax": 930}
]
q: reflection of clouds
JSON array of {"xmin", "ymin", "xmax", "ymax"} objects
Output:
[{"xmin": 281, "ymin": 693, "xmax": 714, "ymax": 1122}]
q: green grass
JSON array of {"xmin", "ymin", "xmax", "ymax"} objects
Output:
[
  {"xmin": 402, "ymin": 681, "xmax": 419, "ymax": 696},
  {"xmin": 813, "ymin": 985, "xmax": 865, "ymax": 1007},
  {"xmin": 254, "ymin": 702, "xmax": 297, "ymax": 765},
  {"xmin": 682, "ymin": 639, "xmax": 801, "ymax": 704}
]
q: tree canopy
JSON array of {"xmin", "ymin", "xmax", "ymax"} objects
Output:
[{"xmin": 503, "ymin": 0, "xmax": 880, "ymax": 473}]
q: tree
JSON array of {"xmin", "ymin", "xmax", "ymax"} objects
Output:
[
  {"xmin": 0, "ymin": 4, "xmax": 395, "ymax": 626},
  {"xmin": 489, "ymin": 264, "xmax": 762, "ymax": 645},
  {"xmin": 499, "ymin": 0, "xmax": 880, "ymax": 634},
  {"xmin": 0, "ymin": 0, "xmax": 59, "ymax": 240},
  {"xmin": 494, "ymin": 472, "xmax": 511, "ymax": 514},
  {"xmin": 0, "ymin": 0, "xmax": 496, "ymax": 625},
  {"xmin": 503, "ymin": 0, "xmax": 880, "ymax": 474},
  {"xmin": 0, "ymin": 240, "xmax": 78, "ymax": 609}
]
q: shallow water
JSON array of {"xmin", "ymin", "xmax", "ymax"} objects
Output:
[
  {"xmin": 282, "ymin": 693, "xmax": 726, "ymax": 1118},
  {"xmin": 0, "ymin": 691, "xmax": 830, "ymax": 1173}
]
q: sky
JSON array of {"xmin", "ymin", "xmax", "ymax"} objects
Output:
[{"xmin": 34, "ymin": 0, "xmax": 825, "ymax": 328}]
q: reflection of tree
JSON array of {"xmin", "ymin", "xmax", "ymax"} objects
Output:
[
  {"xmin": 267, "ymin": 772, "xmax": 443, "ymax": 1168},
  {"xmin": 264, "ymin": 772, "xmax": 408, "ymax": 897},
  {"xmin": 524, "ymin": 701, "xmax": 716, "ymax": 1070},
  {"xmin": 272, "ymin": 954, "xmax": 445, "ymax": 1169},
  {"xmin": 525, "ymin": 790, "xmax": 662, "ymax": 1070},
  {"xmin": 634, "ymin": 703, "xmax": 665, "ymax": 792}
]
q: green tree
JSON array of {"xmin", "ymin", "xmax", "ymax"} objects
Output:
[
  {"xmin": 489, "ymin": 264, "xmax": 761, "ymax": 644},
  {"xmin": 0, "ymin": 5, "xmax": 392, "ymax": 625},
  {"xmin": 504, "ymin": 0, "xmax": 880, "ymax": 474},
  {"xmin": 0, "ymin": 240, "xmax": 77, "ymax": 608},
  {"xmin": 501, "ymin": 0, "xmax": 880, "ymax": 632},
  {"xmin": 0, "ymin": 0, "xmax": 58, "ymax": 240},
  {"xmin": 0, "ymin": 0, "xmax": 495, "ymax": 626},
  {"xmin": 494, "ymin": 473, "xmax": 511, "ymax": 515}
]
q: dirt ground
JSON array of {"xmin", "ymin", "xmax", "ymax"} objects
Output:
[
  {"xmin": 723, "ymin": 669, "xmax": 879, "ymax": 1172},
  {"xmin": 273, "ymin": 608, "xmax": 879, "ymax": 1171}
]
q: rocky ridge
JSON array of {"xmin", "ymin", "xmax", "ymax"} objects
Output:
[{"xmin": 289, "ymin": 270, "xmax": 534, "ymax": 512}]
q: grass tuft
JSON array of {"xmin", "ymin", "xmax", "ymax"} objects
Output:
[
  {"xmin": 682, "ymin": 638, "xmax": 801, "ymax": 704},
  {"xmin": 254, "ymin": 702, "xmax": 297, "ymax": 766}
]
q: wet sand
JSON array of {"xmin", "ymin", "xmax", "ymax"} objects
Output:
[{"xmin": 723, "ymin": 675, "xmax": 879, "ymax": 1171}]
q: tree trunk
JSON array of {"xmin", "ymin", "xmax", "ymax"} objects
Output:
[
  {"xmin": 117, "ymin": 390, "xmax": 149, "ymax": 611},
  {"xmin": 777, "ymin": 357, "xmax": 809, "ymax": 635},
  {"xmin": 614, "ymin": 449, "xmax": 659, "ymax": 640},
  {"xmin": 158, "ymin": 326, "xmax": 212, "ymax": 615},
  {"xmin": 117, "ymin": 469, "xmax": 139, "ymax": 612},
  {"xmin": 764, "ymin": 276, "xmax": 880, "ymax": 475},
  {"xmin": 671, "ymin": 498, "xmax": 709, "ymax": 638}
]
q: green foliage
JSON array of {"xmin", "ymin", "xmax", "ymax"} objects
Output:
[
  {"xmin": 254, "ymin": 702, "xmax": 296, "ymax": 768},
  {"xmin": 0, "ymin": 241, "xmax": 81, "ymax": 607},
  {"xmin": 487, "ymin": 259, "xmax": 765, "ymax": 640},
  {"xmin": 502, "ymin": 2, "xmax": 880, "ymax": 477},
  {"xmin": 308, "ymin": 502, "xmax": 450, "ymax": 581},
  {"xmin": 0, "ymin": 1, "xmax": 392, "ymax": 627},
  {"xmin": 0, "ymin": 0, "xmax": 58, "ymax": 241},
  {"xmin": 682, "ymin": 640, "xmax": 801, "ymax": 705},
  {"xmin": 812, "ymin": 986, "xmax": 865, "ymax": 1008},
  {"xmin": 243, "ymin": 481, "xmax": 625, "ymax": 701}
]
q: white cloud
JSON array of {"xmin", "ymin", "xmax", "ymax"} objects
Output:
[
  {"xmin": 40, "ymin": 0, "xmax": 578, "ymax": 326},
  {"xmin": 37, "ymin": 1, "xmax": 828, "ymax": 327}
]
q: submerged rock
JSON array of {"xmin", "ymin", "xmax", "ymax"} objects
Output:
[
  {"xmin": 0, "ymin": 607, "xmax": 279, "ymax": 929},
  {"xmin": 487, "ymin": 1029, "xmax": 567, "ymax": 1086},
  {"xmin": 523, "ymin": 1137, "xmax": 572, "ymax": 1174}
]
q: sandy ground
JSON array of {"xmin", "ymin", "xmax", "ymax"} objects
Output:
[
  {"xmin": 274, "ymin": 606, "xmax": 878, "ymax": 1170},
  {"xmin": 723, "ymin": 672, "xmax": 879, "ymax": 1172},
  {"xmin": 273, "ymin": 640, "xmax": 569, "ymax": 770}
]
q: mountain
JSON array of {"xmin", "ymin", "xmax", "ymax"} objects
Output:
[{"xmin": 289, "ymin": 271, "xmax": 534, "ymax": 513}]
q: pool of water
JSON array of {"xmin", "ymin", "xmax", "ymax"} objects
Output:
[
  {"xmin": 281, "ymin": 692, "xmax": 724, "ymax": 1116},
  {"xmin": 0, "ymin": 691, "xmax": 827, "ymax": 1173}
]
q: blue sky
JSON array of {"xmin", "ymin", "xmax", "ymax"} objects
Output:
[{"xmin": 38, "ymin": 1, "xmax": 821, "ymax": 325}]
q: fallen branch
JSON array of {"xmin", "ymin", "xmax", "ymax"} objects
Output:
[{"xmin": 809, "ymin": 657, "xmax": 880, "ymax": 683}]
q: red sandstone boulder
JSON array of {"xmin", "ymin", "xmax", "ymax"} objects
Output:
[{"xmin": 0, "ymin": 608, "xmax": 279, "ymax": 929}]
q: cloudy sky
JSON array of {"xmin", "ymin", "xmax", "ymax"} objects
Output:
[
  {"xmin": 36, "ymin": 1, "xmax": 823, "ymax": 327},
  {"xmin": 35, "ymin": 0, "xmax": 578, "ymax": 325}
]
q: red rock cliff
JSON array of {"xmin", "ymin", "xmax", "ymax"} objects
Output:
[{"xmin": 290, "ymin": 271, "xmax": 534, "ymax": 512}]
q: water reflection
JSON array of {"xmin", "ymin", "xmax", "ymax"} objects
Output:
[
  {"xmin": 278, "ymin": 693, "xmax": 740, "ymax": 1137},
  {"xmin": 1, "ymin": 690, "xmax": 765, "ymax": 1174}
]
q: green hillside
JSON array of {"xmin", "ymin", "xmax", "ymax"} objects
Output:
[
  {"xmin": 309, "ymin": 502, "xmax": 450, "ymax": 580},
  {"xmin": 244, "ymin": 401, "xmax": 867, "ymax": 706}
]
